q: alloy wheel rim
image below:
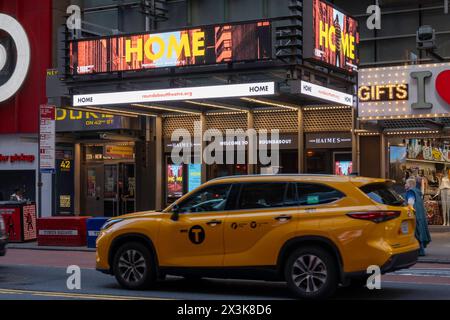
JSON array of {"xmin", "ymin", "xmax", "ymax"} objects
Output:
[
  {"xmin": 291, "ymin": 254, "xmax": 328, "ymax": 293},
  {"xmin": 118, "ymin": 249, "xmax": 147, "ymax": 283}
]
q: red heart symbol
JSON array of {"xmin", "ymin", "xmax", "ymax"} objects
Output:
[{"xmin": 436, "ymin": 70, "xmax": 450, "ymax": 105}]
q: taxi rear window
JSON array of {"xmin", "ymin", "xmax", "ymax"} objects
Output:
[{"xmin": 360, "ymin": 183, "xmax": 406, "ymax": 206}]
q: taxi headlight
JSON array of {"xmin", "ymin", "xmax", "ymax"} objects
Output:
[{"xmin": 101, "ymin": 218, "xmax": 124, "ymax": 230}]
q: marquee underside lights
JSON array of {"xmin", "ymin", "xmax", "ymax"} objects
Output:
[{"xmin": 0, "ymin": 13, "xmax": 31, "ymax": 103}]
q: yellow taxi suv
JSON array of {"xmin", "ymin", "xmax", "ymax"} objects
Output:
[{"xmin": 96, "ymin": 175, "xmax": 419, "ymax": 299}]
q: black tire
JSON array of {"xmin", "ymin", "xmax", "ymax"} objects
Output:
[
  {"xmin": 284, "ymin": 246, "xmax": 339, "ymax": 300},
  {"xmin": 112, "ymin": 242, "xmax": 156, "ymax": 290}
]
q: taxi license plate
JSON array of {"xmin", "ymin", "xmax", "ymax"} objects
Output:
[{"xmin": 401, "ymin": 221, "xmax": 409, "ymax": 234}]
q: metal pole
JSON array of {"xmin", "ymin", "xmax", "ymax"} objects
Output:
[
  {"xmin": 298, "ymin": 108, "xmax": 304, "ymax": 173},
  {"xmin": 37, "ymin": 105, "xmax": 42, "ymax": 218}
]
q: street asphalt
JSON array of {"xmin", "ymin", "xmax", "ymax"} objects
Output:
[{"xmin": 0, "ymin": 249, "xmax": 450, "ymax": 300}]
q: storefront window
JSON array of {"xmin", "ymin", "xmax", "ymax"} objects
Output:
[
  {"xmin": 389, "ymin": 137, "xmax": 450, "ymax": 226},
  {"xmin": 87, "ymin": 168, "xmax": 97, "ymax": 197},
  {"xmin": 0, "ymin": 170, "xmax": 36, "ymax": 202}
]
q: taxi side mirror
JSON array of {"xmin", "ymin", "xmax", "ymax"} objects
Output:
[{"xmin": 170, "ymin": 204, "xmax": 180, "ymax": 221}]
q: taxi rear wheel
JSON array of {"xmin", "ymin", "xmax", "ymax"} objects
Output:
[
  {"xmin": 113, "ymin": 242, "xmax": 156, "ymax": 290},
  {"xmin": 285, "ymin": 246, "xmax": 338, "ymax": 300}
]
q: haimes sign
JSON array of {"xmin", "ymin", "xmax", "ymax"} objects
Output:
[{"xmin": 69, "ymin": 21, "xmax": 271, "ymax": 75}]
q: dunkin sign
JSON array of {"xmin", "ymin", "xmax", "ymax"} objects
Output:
[{"xmin": 358, "ymin": 63, "xmax": 450, "ymax": 119}]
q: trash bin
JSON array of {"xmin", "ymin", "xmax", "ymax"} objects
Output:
[{"xmin": 86, "ymin": 217, "xmax": 109, "ymax": 248}]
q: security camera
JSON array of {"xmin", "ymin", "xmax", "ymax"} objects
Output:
[{"xmin": 417, "ymin": 25, "xmax": 436, "ymax": 50}]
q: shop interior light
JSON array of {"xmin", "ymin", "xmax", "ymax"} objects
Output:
[
  {"xmin": 240, "ymin": 98, "xmax": 299, "ymax": 110},
  {"xmin": 131, "ymin": 103, "xmax": 202, "ymax": 115},
  {"xmin": 184, "ymin": 100, "xmax": 248, "ymax": 113}
]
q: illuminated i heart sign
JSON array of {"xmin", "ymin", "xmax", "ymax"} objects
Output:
[{"xmin": 436, "ymin": 70, "xmax": 450, "ymax": 105}]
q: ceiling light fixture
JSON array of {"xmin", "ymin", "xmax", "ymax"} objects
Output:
[
  {"xmin": 131, "ymin": 103, "xmax": 202, "ymax": 115},
  {"xmin": 184, "ymin": 100, "xmax": 247, "ymax": 113},
  {"xmin": 240, "ymin": 98, "xmax": 299, "ymax": 110}
]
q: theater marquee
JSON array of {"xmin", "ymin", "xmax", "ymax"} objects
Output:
[
  {"xmin": 69, "ymin": 21, "xmax": 272, "ymax": 75},
  {"xmin": 73, "ymin": 82, "xmax": 276, "ymax": 107}
]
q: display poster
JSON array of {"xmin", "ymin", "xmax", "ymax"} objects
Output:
[
  {"xmin": 56, "ymin": 148, "xmax": 75, "ymax": 215},
  {"xmin": 188, "ymin": 164, "xmax": 202, "ymax": 193},
  {"xmin": 0, "ymin": 207, "xmax": 21, "ymax": 241},
  {"xmin": 335, "ymin": 161, "xmax": 353, "ymax": 176},
  {"xmin": 167, "ymin": 164, "xmax": 184, "ymax": 199},
  {"xmin": 390, "ymin": 146, "xmax": 407, "ymax": 184},
  {"xmin": 104, "ymin": 145, "xmax": 135, "ymax": 160},
  {"xmin": 22, "ymin": 204, "xmax": 37, "ymax": 241}
]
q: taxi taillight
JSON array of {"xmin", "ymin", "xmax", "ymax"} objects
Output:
[{"xmin": 347, "ymin": 211, "xmax": 401, "ymax": 223}]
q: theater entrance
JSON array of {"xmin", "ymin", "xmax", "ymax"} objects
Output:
[{"xmin": 82, "ymin": 143, "xmax": 136, "ymax": 217}]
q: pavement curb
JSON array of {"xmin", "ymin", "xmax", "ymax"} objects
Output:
[{"xmin": 7, "ymin": 244, "xmax": 95, "ymax": 253}]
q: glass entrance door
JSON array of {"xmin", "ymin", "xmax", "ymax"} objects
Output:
[
  {"xmin": 103, "ymin": 163, "xmax": 136, "ymax": 217},
  {"xmin": 119, "ymin": 163, "xmax": 136, "ymax": 215},
  {"xmin": 85, "ymin": 165, "xmax": 104, "ymax": 216},
  {"xmin": 104, "ymin": 164, "xmax": 118, "ymax": 217}
]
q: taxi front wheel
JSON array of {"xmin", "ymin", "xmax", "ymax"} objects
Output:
[
  {"xmin": 285, "ymin": 246, "xmax": 338, "ymax": 300},
  {"xmin": 113, "ymin": 242, "xmax": 156, "ymax": 290}
]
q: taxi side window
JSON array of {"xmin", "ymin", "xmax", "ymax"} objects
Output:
[
  {"xmin": 296, "ymin": 183, "xmax": 345, "ymax": 206},
  {"xmin": 237, "ymin": 183, "xmax": 294, "ymax": 209},
  {"xmin": 177, "ymin": 184, "xmax": 232, "ymax": 213}
]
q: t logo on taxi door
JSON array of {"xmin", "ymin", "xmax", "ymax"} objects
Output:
[{"xmin": 188, "ymin": 225, "xmax": 205, "ymax": 244}]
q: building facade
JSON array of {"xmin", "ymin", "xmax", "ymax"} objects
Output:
[
  {"xmin": 347, "ymin": 0, "xmax": 450, "ymax": 226},
  {"xmin": 45, "ymin": 0, "xmax": 359, "ymax": 217},
  {"xmin": 0, "ymin": 0, "xmax": 53, "ymax": 215}
]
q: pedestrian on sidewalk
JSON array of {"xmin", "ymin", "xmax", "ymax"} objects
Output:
[{"xmin": 405, "ymin": 178, "xmax": 431, "ymax": 256}]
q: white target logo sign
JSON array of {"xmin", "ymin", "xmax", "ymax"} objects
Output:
[{"xmin": 0, "ymin": 13, "xmax": 30, "ymax": 103}]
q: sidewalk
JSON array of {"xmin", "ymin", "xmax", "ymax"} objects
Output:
[
  {"xmin": 6, "ymin": 226, "xmax": 450, "ymax": 263},
  {"xmin": 7, "ymin": 241, "xmax": 95, "ymax": 252},
  {"xmin": 419, "ymin": 226, "xmax": 450, "ymax": 264}
]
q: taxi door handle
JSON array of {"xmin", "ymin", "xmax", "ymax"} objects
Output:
[
  {"xmin": 274, "ymin": 215, "xmax": 292, "ymax": 221},
  {"xmin": 206, "ymin": 220, "xmax": 222, "ymax": 226}
]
